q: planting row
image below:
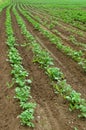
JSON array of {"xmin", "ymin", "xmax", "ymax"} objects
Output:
[{"xmin": 6, "ymin": 6, "xmax": 36, "ymax": 127}]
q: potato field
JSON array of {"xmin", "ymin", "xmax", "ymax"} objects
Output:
[{"xmin": 0, "ymin": 0, "xmax": 86, "ymax": 130}]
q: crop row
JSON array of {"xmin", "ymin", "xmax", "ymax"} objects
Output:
[
  {"xmin": 17, "ymin": 6, "xmax": 86, "ymax": 72},
  {"xmin": 31, "ymin": 4, "xmax": 86, "ymax": 31},
  {"xmin": 5, "ymin": 6, "xmax": 36, "ymax": 127},
  {"xmin": 13, "ymin": 6, "xmax": 86, "ymax": 118},
  {"xmin": 26, "ymin": 4, "xmax": 86, "ymax": 38},
  {"xmin": 20, "ymin": 5, "xmax": 86, "ymax": 51}
]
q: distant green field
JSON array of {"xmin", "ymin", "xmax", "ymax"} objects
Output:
[
  {"xmin": 13, "ymin": 0, "xmax": 86, "ymax": 8},
  {"xmin": 10, "ymin": 0, "xmax": 86, "ymax": 5},
  {"xmin": 1, "ymin": 0, "xmax": 86, "ymax": 5},
  {"xmin": 28, "ymin": 0, "xmax": 86, "ymax": 5}
]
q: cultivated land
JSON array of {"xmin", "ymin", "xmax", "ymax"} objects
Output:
[{"xmin": 0, "ymin": 0, "xmax": 86, "ymax": 130}]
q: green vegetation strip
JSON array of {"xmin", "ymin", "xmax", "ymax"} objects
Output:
[
  {"xmin": 6, "ymin": 6, "xmax": 36, "ymax": 127},
  {"xmin": 13, "ymin": 7, "xmax": 86, "ymax": 118},
  {"xmin": 18, "ymin": 7, "xmax": 86, "ymax": 72}
]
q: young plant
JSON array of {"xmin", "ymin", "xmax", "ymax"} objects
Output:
[
  {"xmin": 19, "ymin": 109, "xmax": 34, "ymax": 127},
  {"xmin": 46, "ymin": 67, "xmax": 64, "ymax": 81}
]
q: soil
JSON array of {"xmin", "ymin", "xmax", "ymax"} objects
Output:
[{"xmin": 0, "ymin": 6, "xmax": 86, "ymax": 130}]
